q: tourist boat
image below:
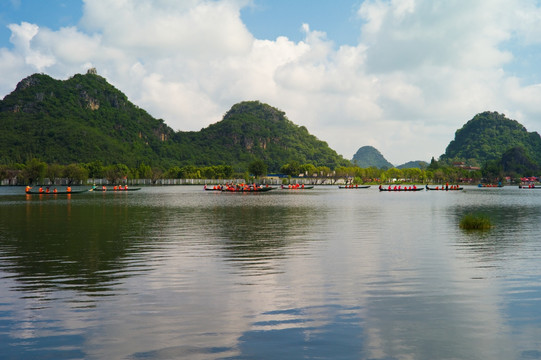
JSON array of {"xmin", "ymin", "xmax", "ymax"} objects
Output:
[
  {"xmin": 519, "ymin": 184, "xmax": 541, "ymax": 189},
  {"xmin": 281, "ymin": 185, "xmax": 314, "ymax": 189},
  {"xmin": 91, "ymin": 187, "xmax": 141, "ymax": 192},
  {"xmin": 425, "ymin": 185, "xmax": 463, "ymax": 191},
  {"xmin": 204, "ymin": 185, "xmax": 224, "ymax": 191},
  {"xmin": 25, "ymin": 188, "xmax": 89, "ymax": 195},
  {"xmin": 478, "ymin": 183, "xmax": 503, "ymax": 187},
  {"xmin": 379, "ymin": 186, "xmax": 423, "ymax": 192},
  {"xmin": 338, "ymin": 185, "xmax": 370, "ymax": 189},
  {"xmin": 221, "ymin": 186, "xmax": 274, "ymax": 192}
]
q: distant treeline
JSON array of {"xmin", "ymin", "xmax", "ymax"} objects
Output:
[{"xmin": 0, "ymin": 158, "xmax": 517, "ymax": 186}]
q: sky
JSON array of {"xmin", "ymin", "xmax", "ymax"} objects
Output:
[{"xmin": 2, "ymin": 0, "xmax": 541, "ymax": 165}]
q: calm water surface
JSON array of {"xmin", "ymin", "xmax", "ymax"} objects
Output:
[{"xmin": 1, "ymin": 185, "xmax": 541, "ymax": 359}]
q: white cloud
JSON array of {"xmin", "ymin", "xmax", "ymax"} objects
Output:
[{"xmin": 1, "ymin": 0, "xmax": 541, "ymax": 164}]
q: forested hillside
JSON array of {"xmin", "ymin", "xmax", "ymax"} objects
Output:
[
  {"xmin": 0, "ymin": 72, "xmax": 174, "ymax": 167},
  {"xmin": 179, "ymin": 101, "xmax": 349, "ymax": 171},
  {"xmin": 441, "ymin": 111, "xmax": 541, "ymax": 165},
  {"xmin": 0, "ymin": 72, "xmax": 349, "ymax": 172},
  {"xmin": 351, "ymin": 146, "xmax": 393, "ymax": 169}
]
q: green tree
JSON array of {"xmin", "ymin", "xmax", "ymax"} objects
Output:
[
  {"xmin": 280, "ymin": 161, "xmax": 300, "ymax": 177},
  {"xmin": 385, "ymin": 167, "xmax": 403, "ymax": 182},
  {"xmin": 104, "ymin": 164, "xmax": 130, "ymax": 184},
  {"xmin": 21, "ymin": 158, "xmax": 47, "ymax": 185},
  {"xmin": 47, "ymin": 163, "xmax": 64, "ymax": 184},
  {"xmin": 137, "ymin": 163, "xmax": 153, "ymax": 179},
  {"xmin": 86, "ymin": 160, "xmax": 104, "ymax": 178},
  {"xmin": 248, "ymin": 159, "xmax": 268, "ymax": 178},
  {"xmin": 64, "ymin": 163, "xmax": 89, "ymax": 185}
]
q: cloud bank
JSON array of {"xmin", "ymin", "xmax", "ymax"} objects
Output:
[{"xmin": 2, "ymin": 0, "xmax": 541, "ymax": 165}]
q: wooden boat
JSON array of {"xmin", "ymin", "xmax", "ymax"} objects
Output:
[
  {"xmin": 379, "ymin": 186, "xmax": 423, "ymax": 192},
  {"xmin": 478, "ymin": 184, "xmax": 502, "ymax": 188},
  {"xmin": 281, "ymin": 185, "xmax": 314, "ymax": 189},
  {"xmin": 26, "ymin": 188, "xmax": 89, "ymax": 195},
  {"xmin": 425, "ymin": 185, "xmax": 463, "ymax": 191},
  {"xmin": 519, "ymin": 184, "xmax": 541, "ymax": 189},
  {"xmin": 91, "ymin": 187, "xmax": 141, "ymax": 192},
  {"xmin": 221, "ymin": 186, "xmax": 274, "ymax": 192},
  {"xmin": 338, "ymin": 185, "xmax": 370, "ymax": 189}
]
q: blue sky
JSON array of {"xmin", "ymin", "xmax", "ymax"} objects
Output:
[
  {"xmin": 0, "ymin": 0, "xmax": 82, "ymax": 47},
  {"xmin": 1, "ymin": 0, "xmax": 541, "ymax": 164},
  {"xmin": 241, "ymin": 0, "xmax": 363, "ymax": 46},
  {"xmin": 0, "ymin": 1, "xmax": 363, "ymax": 47}
]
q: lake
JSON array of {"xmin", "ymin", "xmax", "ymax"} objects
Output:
[{"xmin": 1, "ymin": 185, "xmax": 541, "ymax": 359}]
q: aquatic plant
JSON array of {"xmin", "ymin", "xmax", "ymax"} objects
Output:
[{"xmin": 459, "ymin": 213, "xmax": 493, "ymax": 230}]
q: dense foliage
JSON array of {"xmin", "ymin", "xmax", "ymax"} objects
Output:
[
  {"xmin": 441, "ymin": 111, "xmax": 541, "ymax": 166},
  {"xmin": 0, "ymin": 73, "xmax": 174, "ymax": 167},
  {"xmin": 0, "ymin": 73, "xmax": 349, "ymax": 173},
  {"xmin": 351, "ymin": 146, "xmax": 393, "ymax": 169},
  {"xmin": 0, "ymin": 158, "xmax": 489, "ymax": 186},
  {"xmin": 178, "ymin": 101, "xmax": 350, "ymax": 172}
]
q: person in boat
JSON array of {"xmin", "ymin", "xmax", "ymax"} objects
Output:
[
  {"xmin": 124, "ymin": 185, "xmax": 128, "ymax": 190},
  {"xmin": 66, "ymin": 186, "xmax": 72, "ymax": 193},
  {"xmin": 46, "ymin": 187, "xmax": 50, "ymax": 193},
  {"xmin": 53, "ymin": 188, "xmax": 58, "ymax": 193},
  {"xmin": 26, "ymin": 185, "xmax": 32, "ymax": 192},
  {"xmin": 39, "ymin": 186, "xmax": 44, "ymax": 193},
  {"xmin": 102, "ymin": 185, "xmax": 106, "ymax": 191}
]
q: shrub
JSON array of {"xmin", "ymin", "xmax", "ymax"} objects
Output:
[{"xmin": 459, "ymin": 213, "xmax": 493, "ymax": 230}]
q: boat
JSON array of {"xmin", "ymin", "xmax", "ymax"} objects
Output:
[
  {"xmin": 478, "ymin": 183, "xmax": 503, "ymax": 188},
  {"xmin": 425, "ymin": 185, "xmax": 463, "ymax": 191},
  {"xmin": 519, "ymin": 184, "xmax": 541, "ymax": 189},
  {"xmin": 221, "ymin": 186, "xmax": 274, "ymax": 193},
  {"xmin": 379, "ymin": 186, "xmax": 423, "ymax": 192},
  {"xmin": 91, "ymin": 187, "xmax": 141, "ymax": 192},
  {"xmin": 338, "ymin": 185, "xmax": 370, "ymax": 189},
  {"xmin": 204, "ymin": 185, "xmax": 224, "ymax": 191},
  {"xmin": 26, "ymin": 188, "xmax": 89, "ymax": 195},
  {"xmin": 281, "ymin": 185, "xmax": 314, "ymax": 189}
]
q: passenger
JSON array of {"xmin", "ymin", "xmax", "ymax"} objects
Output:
[
  {"xmin": 124, "ymin": 185, "xmax": 128, "ymax": 190},
  {"xmin": 53, "ymin": 188, "xmax": 58, "ymax": 193},
  {"xmin": 66, "ymin": 186, "xmax": 71, "ymax": 193},
  {"xmin": 39, "ymin": 186, "xmax": 44, "ymax": 193},
  {"xmin": 46, "ymin": 187, "xmax": 50, "ymax": 193},
  {"xmin": 26, "ymin": 185, "xmax": 32, "ymax": 192}
]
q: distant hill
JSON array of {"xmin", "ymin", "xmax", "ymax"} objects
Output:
[
  {"xmin": 441, "ymin": 111, "xmax": 541, "ymax": 165},
  {"xmin": 351, "ymin": 146, "xmax": 393, "ymax": 169},
  {"xmin": 0, "ymin": 72, "xmax": 349, "ymax": 172},
  {"xmin": 397, "ymin": 160, "xmax": 428, "ymax": 169}
]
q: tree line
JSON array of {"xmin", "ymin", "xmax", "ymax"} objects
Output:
[{"xmin": 0, "ymin": 157, "xmax": 505, "ymax": 186}]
